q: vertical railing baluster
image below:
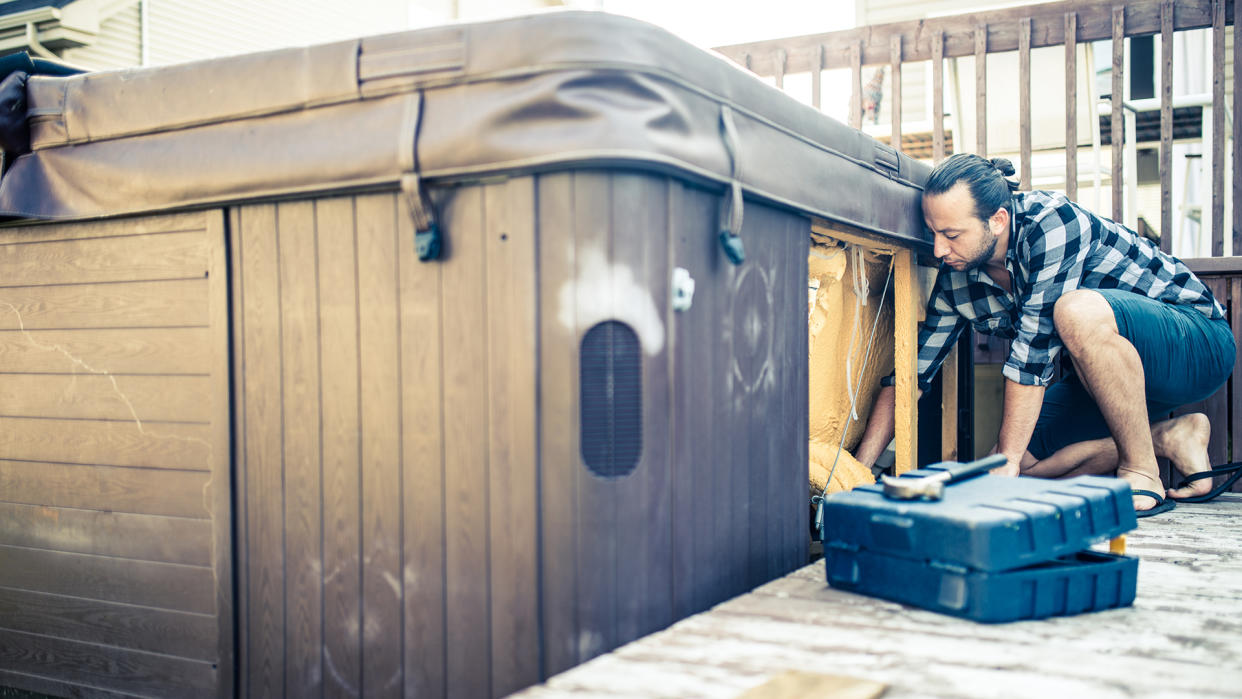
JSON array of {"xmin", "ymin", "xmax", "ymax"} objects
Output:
[
  {"xmin": 1236, "ymin": 0, "xmax": 1242, "ymax": 257},
  {"xmin": 850, "ymin": 42, "xmax": 863, "ymax": 130},
  {"xmin": 1211, "ymin": 0, "xmax": 1225, "ymax": 256},
  {"xmin": 891, "ymin": 35, "xmax": 903, "ymax": 153},
  {"xmin": 1019, "ymin": 18, "xmax": 1032, "ymax": 190},
  {"xmin": 975, "ymin": 24, "xmax": 987, "ymax": 156},
  {"xmin": 811, "ymin": 45, "xmax": 823, "ymax": 111},
  {"xmin": 774, "ymin": 48, "xmax": 786, "ymax": 90},
  {"xmin": 1112, "ymin": 7, "xmax": 1125, "ymax": 223},
  {"xmin": 1160, "ymin": 0, "xmax": 1174, "ymax": 254},
  {"xmin": 1065, "ymin": 12, "xmax": 1078, "ymax": 201},
  {"xmin": 933, "ymin": 31, "xmax": 945, "ymax": 162}
]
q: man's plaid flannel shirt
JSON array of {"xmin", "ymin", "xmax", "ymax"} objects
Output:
[{"xmin": 916, "ymin": 190, "xmax": 1226, "ymax": 391}]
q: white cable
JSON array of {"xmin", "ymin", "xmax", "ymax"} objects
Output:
[
  {"xmin": 823, "ymin": 255, "xmax": 894, "ymax": 497},
  {"xmin": 843, "ymin": 247, "xmax": 868, "ymax": 421}
]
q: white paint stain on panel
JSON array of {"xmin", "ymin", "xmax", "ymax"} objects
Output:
[{"xmin": 557, "ymin": 247, "xmax": 665, "ymax": 356}]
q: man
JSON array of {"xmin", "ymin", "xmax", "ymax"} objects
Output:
[{"xmin": 853, "ymin": 153, "xmax": 1235, "ymax": 515}]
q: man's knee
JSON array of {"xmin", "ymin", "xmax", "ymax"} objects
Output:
[{"xmin": 1053, "ymin": 289, "xmax": 1116, "ymax": 350}]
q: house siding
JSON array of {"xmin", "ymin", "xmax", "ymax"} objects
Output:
[{"xmin": 62, "ymin": 0, "xmax": 140, "ymax": 70}]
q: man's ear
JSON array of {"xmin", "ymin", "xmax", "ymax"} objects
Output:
[{"xmin": 989, "ymin": 207, "xmax": 1009, "ymax": 237}]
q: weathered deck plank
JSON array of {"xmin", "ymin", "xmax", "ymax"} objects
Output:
[{"xmin": 516, "ymin": 494, "xmax": 1242, "ymax": 698}]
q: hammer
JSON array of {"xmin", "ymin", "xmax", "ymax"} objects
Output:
[{"xmin": 881, "ymin": 453, "xmax": 1008, "ymax": 501}]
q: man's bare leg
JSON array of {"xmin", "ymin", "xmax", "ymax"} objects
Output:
[
  {"xmin": 1018, "ymin": 414, "xmax": 1212, "ymax": 494},
  {"xmin": 1020, "ymin": 437, "xmax": 1116, "ymax": 479},
  {"xmin": 1052, "ymin": 290, "xmax": 1164, "ymax": 510}
]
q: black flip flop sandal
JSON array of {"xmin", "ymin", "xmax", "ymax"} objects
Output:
[
  {"xmin": 1132, "ymin": 489, "xmax": 1176, "ymax": 518},
  {"xmin": 1169, "ymin": 461, "xmax": 1242, "ymax": 503}
]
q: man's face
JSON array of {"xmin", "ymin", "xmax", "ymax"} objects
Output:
[{"xmin": 923, "ymin": 182, "xmax": 1001, "ymax": 272}]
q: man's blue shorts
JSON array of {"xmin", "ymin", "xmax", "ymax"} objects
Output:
[{"xmin": 1026, "ymin": 288, "xmax": 1236, "ymax": 461}]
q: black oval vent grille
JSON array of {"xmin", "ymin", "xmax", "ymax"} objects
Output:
[{"xmin": 580, "ymin": 320, "xmax": 642, "ymax": 478}]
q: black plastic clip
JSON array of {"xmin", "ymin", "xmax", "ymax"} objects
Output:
[
  {"xmin": 415, "ymin": 223, "xmax": 441, "ymax": 262},
  {"xmin": 402, "ymin": 172, "xmax": 441, "ymax": 262},
  {"xmin": 719, "ymin": 230, "xmax": 745, "ymax": 266}
]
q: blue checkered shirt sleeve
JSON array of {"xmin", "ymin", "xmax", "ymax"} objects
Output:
[
  {"xmin": 1005, "ymin": 204, "xmax": 1093, "ymax": 386},
  {"xmin": 915, "ymin": 274, "xmax": 967, "ymax": 392}
]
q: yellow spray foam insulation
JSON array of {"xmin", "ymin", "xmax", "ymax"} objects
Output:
[{"xmin": 807, "ymin": 241, "xmax": 896, "ymax": 494}]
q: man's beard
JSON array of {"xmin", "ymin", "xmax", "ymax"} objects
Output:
[{"xmin": 959, "ymin": 233, "xmax": 998, "ymax": 272}]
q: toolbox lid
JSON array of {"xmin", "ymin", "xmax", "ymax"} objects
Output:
[
  {"xmin": 822, "ymin": 473, "xmax": 1137, "ymax": 573},
  {"xmin": 0, "ymin": 11, "xmax": 929, "ymax": 247}
]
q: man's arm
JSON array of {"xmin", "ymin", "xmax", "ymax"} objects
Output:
[
  {"xmin": 854, "ymin": 384, "xmax": 896, "ymax": 468},
  {"xmin": 853, "ymin": 384, "xmax": 928, "ymax": 469},
  {"xmin": 994, "ymin": 200, "xmax": 1093, "ymax": 472},
  {"xmin": 994, "ymin": 380, "xmax": 1045, "ymax": 475}
]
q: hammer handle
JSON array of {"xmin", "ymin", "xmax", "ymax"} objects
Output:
[{"xmin": 933, "ymin": 453, "xmax": 1008, "ymax": 483}]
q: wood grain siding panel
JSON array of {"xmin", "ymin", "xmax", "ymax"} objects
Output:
[
  {"xmin": 0, "ymin": 327, "xmax": 211, "ymax": 374},
  {"xmin": 0, "ymin": 232, "xmax": 207, "ymax": 287},
  {"xmin": 0, "ymin": 375, "xmax": 212, "ymax": 423},
  {"xmin": 537, "ymin": 172, "xmax": 580, "ymax": 679},
  {"xmin": 0, "ymin": 210, "xmax": 230, "ymax": 696},
  {"xmin": 0, "ymin": 669, "xmax": 135, "ymax": 699},
  {"xmin": 440, "ymin": 184, "xmax": 492, "ymax": 698},
  {"xmin": 776, "ymin": 213, "xmax": 808, "ymax": 578},
  {"xmin": 356, "ymin": 194, "xmax": 404, "ymax": 694},
  {"xmin": 0, "ymin": 503, "xmax": 211, "ymax": 565},
  {"xmin": 715, "ymin": 199, "xmax": 744, "ymax": 604},
  {"xmin": 0, "ymin": 279, "xmax": 208, "ymax": 330},
  {"xmin": 610, "ymin": 174, "xmax": 672, "ymax": 646},
  {"xmin": 204, "ymin": 208, "xmax": 233, "ymax": 696},
  {"xmin": 276, "ymin": 201, "xmax": 324, "ymax": 697},
  {"xmin": 0, "ymin": 588, "xmax": 215, "ymax": 659},
  {"xmin": 315, "ymin": 196, "xmax": 363, "ymax": 698},
  {"xmin": 0, "ymin": 546, "xmax": 214, "ymax": 613},
  {"xmin": 400, "ymin": 186, "xmax": 445, "ymax": 698},
  {"xmin": 669, "ymin": 182, "xmax": 717, "ymax": 620},
  {"xmin": 0, "ymin": 461, "xmax": 210, "ymax": 517},
  {"xmin": 0, "ymin": 417, "xmax": 209, "ymax": 469},
  {"xmin": 0, "ymin": 215, "xmax": 209, "ymax": 246},
  {"xmin": 0, "ymin": 629, "xmax": 215, "ymax": 699},
  {"xmin": 484, "ymin": 178, "xmax": 541, "ymax": 697},
  {"xmin": 572, "ymin": 172, "xmax": 618, "ymax": 665},
  {"xmin": 237, "ymin": 203, "xmax": 286, "ymax": 699}
]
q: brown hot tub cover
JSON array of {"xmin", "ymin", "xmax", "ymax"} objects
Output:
[{"xmin": 0, "ymin": 11, "xmax": 929, "ymax": 245}]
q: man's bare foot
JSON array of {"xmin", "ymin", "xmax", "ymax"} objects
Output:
[
  {"xmin": 1117, "ymin": 463, "xmax": 1165, "ymax": 511},
  {"xmin": 1152, "ymin": 413, "xmax": 1212, "ymax": 499}
]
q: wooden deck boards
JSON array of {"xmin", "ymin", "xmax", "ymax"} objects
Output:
[{"xmin": 516, "ymin": 494, "xmax": 1242, "ymax": 698}]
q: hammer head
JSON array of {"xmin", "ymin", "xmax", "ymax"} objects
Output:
[{"xmin": 881, "ymin": 474, "xmax": 945, "ymax": 501}]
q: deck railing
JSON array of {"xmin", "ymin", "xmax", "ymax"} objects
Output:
[
  {"xmin": 714, "ymin": 0, "xmax": 1234, "ymax": 255},
  {"xmin": 715, "ymin": 1, "xmax": 1242, "ymax": 486}
]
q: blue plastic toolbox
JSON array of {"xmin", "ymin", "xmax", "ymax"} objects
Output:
[{"xmin": 822, "ymin": 468, "xmax": 1139, "ymax": 622}]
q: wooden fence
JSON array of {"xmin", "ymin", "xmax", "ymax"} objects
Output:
[{"xmin": 715, "ymin": 0, "xmax": 1242, "ymax": 484}]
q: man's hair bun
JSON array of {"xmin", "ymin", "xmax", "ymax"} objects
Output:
[{"xmin": 989, "ymin": 157, "xmax": 1016, "ymax": 177}]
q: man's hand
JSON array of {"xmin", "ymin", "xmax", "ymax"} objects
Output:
[
  {"xmin": 986, "ymin": 444, "xmax": 1022, "ymax": 477},
  {"xmin": 993, "ymin": 380, "xmax": 1046, "ymax": 477}
]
